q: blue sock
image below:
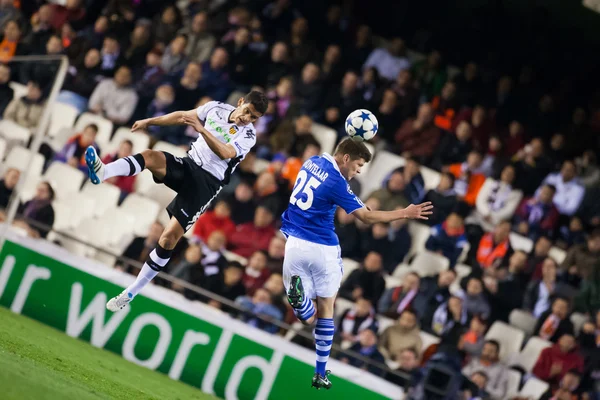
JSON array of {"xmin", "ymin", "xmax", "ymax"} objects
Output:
[
  {"xmin": 295, "ymin": 295, "xmax": 316, "ymax": 321},
  {"xmin": 314, "ymin": 318, "xmax": 334, "ymax": 376}
]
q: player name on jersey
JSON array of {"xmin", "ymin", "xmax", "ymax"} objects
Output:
[{"xmin": 303, "ymin": 159, "xmax": 329, "ymax": 182}]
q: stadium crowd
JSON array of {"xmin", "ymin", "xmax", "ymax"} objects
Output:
[{"xmin": 1, "ymin": 0, "xmax": 600, "ymax": 399}]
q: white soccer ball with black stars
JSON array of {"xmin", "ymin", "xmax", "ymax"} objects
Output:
[{"xmin": 345, "ymin": 109, "xmax": 378, "ymax": 141}]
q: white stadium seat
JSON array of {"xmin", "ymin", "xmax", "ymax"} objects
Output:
[
  {"xmin": 52, "ymin": 193, "xmax": 96, "ymax": 231},
  {"xmin": 134, "ymin": 169, "xmax": 157, "ymax": 194},
  {"xmin": 81, "ymin": 182, "xmax": 121, "ymax": 217},
  {"xmin": 335, "ymin": 298, "xmax": 355, "ymax": 318},
  {"xmin": 570, "ymin": 312, "xmax": 589, "ymax": 336},
  {"xmin": 549, "ymin": 246, "xmax": 566, "ymax": 264},
  {"xmin": 48, "ymin": 102, "xmax": 79, "ymax": 138},
  {"xmin": 43, "ymin": 162, "xmax": 86, "ymax": 200},
  {"xmin": 358, "ymin": 151, "xmax": 405, "ymax": 199},
  {"xmin": 119, "ymin": 194, "xmax": 161, "ymax": 236},
  {"xmin": 0, "ymin": 137, "xmax": 6, "ymax": 161},
  {"xmin": 506, "ymin": 369, "xmax": 522, "ymax": 398},
  {"xmin": 419, "ymin": 331, "xmax": 440, "ymax": 355},
  {"xmin": 341, "ymin": 258, "xmax": 360, "ymax": 282},
  {"xmin": 420, "ymin": 166, "xmax": 441, "ymax": 190},
  {"xmin": 3, "ymin": 145, "xmax": 45, "ymax": 178},
  {"xmin": 377, "ymin": 316, "xmax": 395, "ymax": 335},
  {"xmin": 510, "ymin": 233, "xmax": 534, "ymax": 253},
  {"xmin": 410, "ymin": 250, "xmax": 450, "ymax": 277},
  {"xmin": 139, "ymin": 181, "xmax": 176, "ymax": 209},
  {"xmin": 153, "ymin": 140, "xmax": 187, "ymax": 158},
  {"xmin": 107, "ymin": 127, "xmax": 151, "ymax": 155},
  {"xmin": 485, "ymin": 321, "xmax": 525, "ymax": 364},
  {"xmin": 252, "ymin": 158, "xmax": 270, "ymax": 175},
  {"xmin": 454, "ymin": 264, "xmax": 472, "ymax": 279},
  {"xmin": 514, "ymin": 336, "xmax": 552, "ymax": 373},
  {"xmin": 311, "ymin": 122, "xmax": 337, "ymax": 155},
  {"xmin": 384, "ymin": 275, "xmax": 403, "ymax": 289},
  {"xmin": 96, "ymin": 209, "xmax": 136, "ymax": 249},
  {"xmin": 0, "ymin": 119, "xmax": 32, "ymax": 146},
  {"xmin": 509, "ymin": 309, "xmax": 537, "ymax": 336},
  {"xmin": 519, "ymin": 377, "xmax": 549, "ymax": 400},
  {"xmin": 408, "ymin": 222, "xmax": 431, "ymax": 257},
  {"xmin": 9, "ymin": 81, "xmax": 27, "ymax": 99},
  {"xmin": 74, "ymin": 112, "xmax": 114, "ymax": 151},
  {"xmin": 359, "ymin": 142, "xmax": 375, "ymax": 178}
]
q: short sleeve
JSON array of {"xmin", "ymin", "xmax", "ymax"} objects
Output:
[
  {"xmin": 196, "ymin": 101, "xmax": 216, "ymax": 122},
  {"xmin": 329, "ymin": 177, "xmax": 365, "ymax": 214},
  {"xmin": 231, "ymin": 127, "xmax": 257, "ymax": 158}
]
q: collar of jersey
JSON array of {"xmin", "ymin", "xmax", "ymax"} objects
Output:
[{"xmin": 322, "ymin": 152, "xmax": 343, "ymax": 177}]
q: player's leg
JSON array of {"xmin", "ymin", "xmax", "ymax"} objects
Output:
[
  {"xmin": 282, "ymin": 237, "xmax": 317, "ymax": 325},
  {"xmin": 85, "ymin": 146, "xmax": 168, "ymax": 184},
  {"xmin": 106, "ymin": 216, "xmax": 183, "ymax": 311}
]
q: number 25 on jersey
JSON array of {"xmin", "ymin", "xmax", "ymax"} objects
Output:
[{"xmin": 290, "ymin": 170, "xmax": 321, "ymax": 211}]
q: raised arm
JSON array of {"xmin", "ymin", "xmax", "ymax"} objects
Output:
[
  {"xmin": 131, "ymin": 109, "xmax": 197, "ymax": 131},
  {"xmin": 353, "ymin": 202, "xmax": 433, "ymax": 225},
  {"xmin": 181, "ymin": 113, "xmax": 238, "ymax": 160}
]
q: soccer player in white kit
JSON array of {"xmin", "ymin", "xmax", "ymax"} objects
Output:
[
  {"xmin": 280, "ymin": 138, "xmax": 433, "ymax": 389},
  {"xmin": 84, "ymin": 91, "xmax": 268, "ymax": 311}
]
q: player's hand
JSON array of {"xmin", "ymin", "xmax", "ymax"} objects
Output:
[
  {"xmin": 182, "ymin": 113, "xmax": 204, "ymax": 132},
  {"xmin": 131, "ymin": 119, "xmax": 149, "ymax": 132},
  {"xmin": 402, "ymin": 202, "xmax": 433, "ymax": 220}
]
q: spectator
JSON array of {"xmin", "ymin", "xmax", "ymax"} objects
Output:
[
  {"xmin": 431, "ymin": 295, "xmax": 468, "ymax": 337},
  {"xmin": 574, "ymin": 259, "xmax": 600, "ymax": 316},
  {"xmin": 575, "ymin": 150, "xmax": 600, "ymax": 189},
  {"xmin": 0, "ymin": 19, "xmax": 24, "ymax": 64},
  {"xmin": 14, "ymin": 181, "xmax": 55, "ymax": 238},
  {"xmin": 19, "ymin": 35, "xmax": 62, "ymax": 89},
  {"xmin": 24, "ymin": 5, "xmax": 53, "ymax": 54},
  {"xmin": 99, "ymin": 35, "xmax": 123, "ymax": 77},
  {"xmin": 512, "ymin": 138, "xmax": 552, "ymax": 196},
  {"xmin": 340, "ymin": 251, "xmax": 386, "ymax": 305},
  {"xmin": 379, "ymin": 309, "xmax": 423, "ymax": 360},
  {"xmin": 525, "ymin": 236, "xmax": 553, "ymax": 280},
  {"xmin": 447, "ymin": 150, "xmax": 486, "ymax": 206},
  {"xmin": 578, "ymin": 310, "xmax": 600, "ymax": 394},
  {"xmin": 322, "ymin": 70, "xmax": 362, "ymax": 132},
  {"xmin": 145, "ymin": 84, "xmax": 179, "ymax": 143},
  {"xmin": 368, "ymin": 170, "xmax": 410, "ymax": 211},
  {"xmin": 463, "ymin": 277, "xmax": 491, "ymax": 320},
  {"xmin": 266, "ymin": 236, "xmax": 285, "ymax": 272},
  {"xmin": 160, "ymin": 34, "xmax": 188, "ymax": 76},
  {"xmin": 363, "ymin": 37, "xmax": 410, "ymax": 81},
  {"xmin": 399, "ymin": 159, "xmax": 426, "ymax": 204},
  {"xmin": 78, "ymin": 15, "xmax": 107, "ymax": 51},
  {"xmin": 514, "ymin": 184, "xmax": 560, "ymax": 241},
  {"xmin": 236, "ymin": 287, "xmax": 283, "ymax": 334},
  {"xmin": 198, "ymin": 231, "xmax": 228, "ymax": 283},
  {"xmin": 285, "ymin": 17, "xmax": 317, "ymax": 71},
  {"xmin": 434, "ymin": 122, "xmax": 473, "ymax": 171},
  {"xmin": 411, "ymin": 50, "xmax": 447, "ymax": 101},
  {"xmin": 432, "ymin": 81, "xmax": 459, "ymax": 132},
  {"xmin": 224, "ymin": 27, "xmax": 256, "ymax": 87},
  {"xmin": 152, "ymin": 5, "xmax": 181, "ymax": 46},
  {"xmin": 169, "ymin": 244, "xmax": 203, "ymax": 294},
  {"xmin": 242, "ymin": 250, "xmax": 271, "ymax": 296},
  {"xmin": 199, "ymin": 47, "xmax": 231, "ymax": 102},
  {"xmin": 319, "ymin": 44, "xmax": 344, "ymax": 90},
  {"xmin": 375, "ymin": 89, "xmax": 403, "ymax": 143},
  {"xmin": 3, "ymin": 80, "xmax": 45, "ymax": 129},
  {"xmin": 54, "ymin": 124, "xmax": 100, "ymax": 173},
  {"xmin": 58, "ymin": 48, "xmax": 103, "ymax": 113},
  {"xmin": 192, "ymin": 200, "xmax": 236, "ymax": 244},
  {"xmin": 0, "ymin": 167, "xmax": 19, "ymax": 209},
  {"xmin": 273, "ymin": 139, "xmax": 320, "ymax": 190},
  {"xmin": 340, "ymin": 327, "xmax": 386, "ymax": 376},
  {"xmin": 536, "ymin": 160, "xmax": 585, "ymax": 217},
  {"xmin": 293, "ymin": 62, "xmax": 322, "ymax": 118},
  {"xmin": 122, "ymin": 21, "xmax": 152, "ymax": 71},
  {"xmin": 180, "ymin": 12, "xmax": 215, "ymax": 64},
  {"xmin": 539, "ymin": 369, "xmax": 584, "ymax": 400},
  {"xmin": 335, "ymin": 207, "xmax": 361, "ymax": 260},
  {"xmin": 167, "ymin": 61, "xmax": 202, "ymax": 110},
  {"xmin": 534, "ymin": 297, "xmax": 575, "ymax": 343},
  {"xmin": 475, "ymin": 221, "xmax": 512, "ymax": 269},
  {"xmin": 89, "ymin": 65, "xmax": 138, "ymax": 125},
  {"xmin": 454, "ymin": 63, "xmax": 483, "ymax": 109},
  {"xmin": 469, "ymin": 165, "xmax": 522, "ymax": 232},
  {"xmin": 394, "ymin": 102, "xmax": 441, "ymax": 163},
  {"xmin": 116, "ymin": 221, "xmax": 163, "ymax": 274},
  {"xmin": 461, "ymin": 340, "xmax": 509, "ymax": 400},
  {"xmin": 389, "ymin": 69, "xmax": 419, "ymax": 121},
  {"xmin": 344, "ymin": 25, "xmax": 373, "ymax": 72},
  {"xmin": 101, "ymin": 140, "xmax": 136, "ymax": 198},
  {"xmin": 420, "ymin": 269, "xmax": 457, "ymax": 328},
  {"xmin": 426, "ymin": 212, "xmax": 469, "ymax": 268},
  {"xmin": 386, "ymin": 216, "xmax": 412, "ymax": 271},
  {"xmin": 461, "ymin": 371, "xmax": 491, "ymax": 400},
  {"xmin": 524, "ymin": 257, "xmax": 573, "ymax": 318},
  {"xmin": 378, "ymin": 272, "xmax": 423, "ymax": 319},
  {"xmin": 203, "ymin": 261, "xmax": 246, "ymax": 311},
  {"xmin": 134, "ymin": 47, "xmax": 166, "ymax": 109},
  {"xmin": 263, "ymin": 41, "xmax": 291, "ymax": 88},
  {"xmin": 484, "ymin": 251, "xmax": 528, "ymax": 322},
  {"xmin": 337, "ymin": 297, "xmax": 378, "ymax": 345},
  {"xmin": 0, "ymin": 62, "xmax": 12, "ymax": 115},
  {"xmin": 424, "ymin": 172, "xmax": 458, "ymax": 226},
  {"xmin": 557, "ymin": 216, "xmax": 587, "ymax": 252},
  {"xmin": 225, "ymin": 181, "xmax": 256, "ymax": 225},
  {"xmin": 0, "ymin": 0, "xmax": 20, "ymax": 31},
  {"xmin": 561, "ymin": 228, "xmax": 600, "ymax": 281},
  {"xmin": 49, "ymin": 0, "xmax": 85, "ymax": 31},
  {"xmin": 533, "ymin": 333, "xmax": 584, "ymax": 390},
  {"xmin": 386, "ymin": 348, "xmax": 424, "ymax": 392},
  {"xmin": 359, "ymin": 66, "xmax": 382, "ymax": 104},
  {"xmin": 460, "ymin": 316, "xmax": 488, "ymax": 361}
]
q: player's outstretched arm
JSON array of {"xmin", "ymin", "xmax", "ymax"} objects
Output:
[
  {"xmin": 131, "ymin": 109, "xmax": 198, "ymax": 132},
  {"xmin": 181, "ymin": 113, "xmax": 237, "ymax": 160},
  {"xmin": 353, "ymin": 202, "xmax": 433, "ymax": 225}
]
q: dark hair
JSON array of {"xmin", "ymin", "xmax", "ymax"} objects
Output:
[
  {"xmin": 401, "ymin": 347, "xmax": 419, "ymax": 358},
  {"xmin": 334, "ymin": 138, "xmax": 372, "ymax": 162},
  {"xmin": 590, "ymin": 228, "xmax": 600, "ymax": 239},
  {"xmin": 400, "ymin": 308, "xmax": 417, "ymax": 319},
  {"xmin": 244, "ymin": 90, "xmax": 268, "ymax": 114},
  {"xmin": 41, "ymin": 181, "xmax": 55, "ymax": 201},
  {"xmin": 85, "ymin": 123, "xmax": 99, "ymax": 133},
  {"xmin": 543, "ymin": 184, "xmax": 557, "ymax": 193},
  {"xmin": 471, "ymin": 370, "xmax": 489, "ymax": 382},
  {"xmin": 441, "ymin": 171, "xmax": 455, "ymax": 186},
  {"xmin": 227, "ymin": 261, "xmax": 244, "ymax": 270},
  {"xmin": 122, "ymin": 139, "xmax": 133, "ymax": 147},
  {"xmin": 484, "ymin": 339, "xmax": 500, "ymax": 353}
]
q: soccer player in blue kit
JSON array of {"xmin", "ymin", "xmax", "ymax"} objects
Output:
[{"xmin": 280, "ymin": 138, "xmax": 433, "ymax": 389}]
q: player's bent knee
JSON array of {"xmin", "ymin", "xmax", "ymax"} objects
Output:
[
  {"xmin": 158, "ymin": 229, "xmax": 182, "ymax": 250},
  {"xmin": 140, "ymin": 149, "xmax": 165, "ymax": 169}
]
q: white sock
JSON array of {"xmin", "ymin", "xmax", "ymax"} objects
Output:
[
  {"xmin": 126, "ymin": 249, "xmax": 170, "ymax": 297},
  {"xmin": 104, "ymin": 156, "xmax": 143, "ymax": 180}
]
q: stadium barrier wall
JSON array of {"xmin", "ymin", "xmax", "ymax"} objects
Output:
[{"xmin": 0, "ymin": 230, "xmax": 403, "ymax": 400}]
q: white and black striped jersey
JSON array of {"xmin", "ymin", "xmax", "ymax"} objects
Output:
[{"xmin": 188, "ymin": 101, "xmax": 256, "ymax": 183}]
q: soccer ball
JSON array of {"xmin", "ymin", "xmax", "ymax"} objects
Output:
[{"xmin": 345, "ymin": 109, "xmax": 378, "ymax": 141}]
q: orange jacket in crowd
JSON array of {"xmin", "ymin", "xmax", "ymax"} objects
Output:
[
  {"xmin": 448, "ymin": 163, "xmax": 486, "ymax": 206},
  {"xmin": 476, "ymin": 232, "xmax": 510, "ymax": 268},
  {"xmin": 431, "ymin": 96, "xmax": 456, "ymax": 131}
]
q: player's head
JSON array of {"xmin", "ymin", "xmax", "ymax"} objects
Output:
[
  {"xmin": 334, "ymin": 138, "xmax": 372, "ymax": 180},
  {"xmin": 233, "ymin": 90, "xmax": 268, "ymax": 126}
]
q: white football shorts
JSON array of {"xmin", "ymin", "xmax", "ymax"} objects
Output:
[{"xmin": 282, "ymin": 235, "xmax": 344, "ymax": 299}]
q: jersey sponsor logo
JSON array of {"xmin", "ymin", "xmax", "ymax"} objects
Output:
[
  {"xmin": 244, "ymin": 129, "xmax": 255, "ymax": 140},
  {"xmin": 234, "ymin": 142, "xmax": 243, "ymax": 153},
  {"xmin": 229, "ymin": 125, "xmax": 239, "ymax": 135}
]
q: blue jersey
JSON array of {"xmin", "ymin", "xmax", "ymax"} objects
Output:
[{"xmin": 281, "ymin": 153, "xmax": 365, "ymax": 246}]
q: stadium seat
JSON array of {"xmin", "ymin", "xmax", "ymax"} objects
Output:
[
  {"xmin": 358, "ymin": 151, "xmax": 405, "ymax": 199},
  {"xmin": 43, "ymin": 162, "xmax": 86, "ymax": 200},
  {"xmin": 506, "ymin": 369, "xmax": 522, "ymax": 398},
  {"xmin": 52, "ymin": 193, "xmax": 96, "ymax": 232},
  {"xmin": 140, "ymin": 181, "xmax": 177, "ymax": 209},
  {"xmin": 378, "ymin": 316, "xmax": 395, "ymax": 335},
  {"xmin": 93, "ymin": 247, "xmax": 117, "ymax": 268},
  {"xmin": 0, "ymin": 137, "xmax": 6, "ymax": 161},
  {"xmin": 454, "ymin": 264, "xmax": 472, "ymax": 279},
  {"xmin": 252, "ymin": 158, "xmax": 270, "ymax": 175},
  {"xmin": 335, "ymin": 297, "xmax": 354, "ymax": 317},
  {"xmin": 548, "ymin": 246, "xmax": 566, "ymax": 264},
  {"xmin": 519, "ymin": 377, "xmax": 549, "ymax": 399},
  {"xmin": 48, "ymin": 103, "xmax": 79, "ymax": 138},
  {"xmin": 9, "ymin": 81, "xmax": 27, "ymax": 99},
  {"xmin": 119, "ymin": 194, "xmax": 161, "ymax": 236},
  {"xmin": 509, "ymin": 309, "xmax": 537, "ymax": 336},
  {"xmin": 3, "ymin": 145, "xmax": 45, "ymax": 178},
  {"xmin": 311, "ymin": 122, "xmax": 337, "ymax": 155},
  {"xmin": 226, "ymin": 90, "xmax": 245, "ymax": 106},
  {"xmin": 134, "ymin": 169, "xmax": 157, "ymax": 194},
  {"xmin": 410, "ymin": 250, "xmax": 450, "ymax": 277},
  {"xmin": 420, "ymin": 166, "xmax": 441, "ymax": 190},
  {"xmin": 359, "ymin": 142, "xmax": 375, "ymax": 178},
  {"xmin": 407, "ymin": 222, "xmax": 431, "ymax": 258},
  {"xmin": 107, "ymin": 127, "xmax": 151, "ymax": 155},
  {"xmin": 341, "ymin": 258, "xmax": 360, "ymax": 282},
  {"xmin": 485, "ymin": 321, "xmax": 525, "ymax": 363},
  {"xmin": 384, "ymin": 275, "xmax": 403, "ymax": 289},
  {"xmin": 153, "ymin": 141, "xmax": 187, "ymax": 158},
  {"xmin": 0, "ymin": 119, "xmax": 32, "ymax": 146},
  {"xmin": 95, "ymin": 209, "xmax": 136, "ymax": 249},
  {"xmin": 74, "ymin": 112, "xmax": 114, "ymax": 151},
  {"xmin": 17, "ymin": 173, "xmax": 41, "ymax": 202},
  {"xmin": 570, "ymin": 312, "xmax": 589, "ymax": 336},
  {"xmin": 514, "ymin": 336, "xmax": 552, "ymax": 373},
  {"xmin": 221, "ymin": 249, "xmax": 248, "ymax": 265},
  {"xmin": 509, "ymin": 233, "xmax": 534, "ymax": 253},
  {"xmin": 419, "ymin": 331, "xmax": 441, "ymax": 355},
  {"xmin": 80, "ymin": 182, "xmax": 121, "ymax": 217}
]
